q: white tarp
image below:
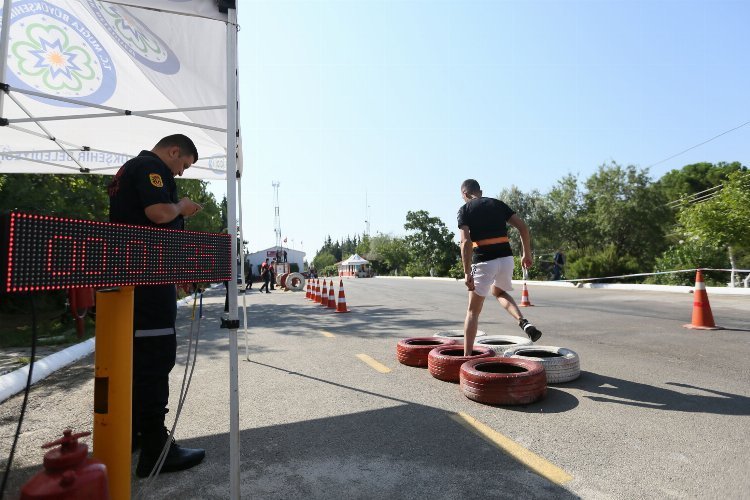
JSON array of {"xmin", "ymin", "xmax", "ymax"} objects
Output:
[{"xmin": 0, "ymin": 0, "xmax": 230, "ymax": 179}]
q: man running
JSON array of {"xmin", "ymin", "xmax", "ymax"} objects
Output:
[{"xmin": 457, "ymin": 179, "xmax": 542, "ymax": 355}]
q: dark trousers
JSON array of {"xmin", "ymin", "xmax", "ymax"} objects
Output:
[
  {"xmin": 132, "ymin": 285, "xmax": 178, "ymax": 436},
  {"xmin": 259, "ymin": 278, "xmax": 270, "ymax": 292},
  {"xmin": 133, "ymin": 333, "xmax": 176, "ymax": 434}
]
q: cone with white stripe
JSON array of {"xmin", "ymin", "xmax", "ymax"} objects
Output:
[
  {"xmin": 327, "ymin": 280, "xmax": 336, "ymax": 309},
  {"xmin": 314, "ymin": 279, "xmax": 321, "ymax": 303},
  {"xmin": 335, "ymin": 279, "xmax": 349, "ymax": 313},
  {"xmin": 519, "ymin": 282, "xmax": 533, "ymax": 307},
  {"xmin": 305, "ymin": 279, "xmax": 311, "ymax": 299},
  {"xmin": 683, "ymin": 270, "xmax": 722, "ymax": 330},
  {"xmin": 320, "ymin": 280, "xmax": 329, "ymax": 307}
]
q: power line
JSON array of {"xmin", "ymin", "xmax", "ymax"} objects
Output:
[{"xmin": 648, "ymin": 119, "xmax": 750, "ymax": 170}]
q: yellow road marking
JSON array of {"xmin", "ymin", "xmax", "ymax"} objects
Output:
[
  {"xmin": 320, "ymin": 331, "xmax": 335, "ymax": 338},
  {"xmin": 356, "ymin": 354, "xmax": 391, "ymax": 373},
  {"xmin": 451, "ymin": 412, "xmax": 573, "ymax": 485}
]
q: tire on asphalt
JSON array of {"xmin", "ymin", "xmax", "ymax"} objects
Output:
[
  {"xmin": 503, "ymin": 345, "xmax": 580, "ymax": 384},
  {"xmin": 474, "ymin": 335, "xmax": 533, "ymax": 355},
  {"xmin": 396, "ymin": 337, "xmax": 458, "ymax": 367},
  {"xmin": 433, "ymin": 329, "xmax": 486, "ymax": 339},
  {"xmin": 427, "ymin": 345, "xmax": 494, "ymax": 382},
  {"xmin": 459, "ymin": 357, "xmax": 547, "ymax": 405},
  {"xmin": 279, "ymin": 272, "xmax": 290, "ymax": 289},
  {"xmin": 286, "ymin": 272, "xmax": 305, "ymax": 292}
]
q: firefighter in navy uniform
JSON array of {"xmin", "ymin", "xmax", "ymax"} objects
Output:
[{"xmin": 108, "ymin": 134, "xmax": 205, "ymax": 477}]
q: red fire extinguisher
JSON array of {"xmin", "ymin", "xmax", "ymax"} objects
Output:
[
  {"xmin": 20, "ymin": 430, "xmax": 109, "ymax": 499},
  {"xmin": 68, "ymin": 288, "xmax": 95, "ymax": 339}
]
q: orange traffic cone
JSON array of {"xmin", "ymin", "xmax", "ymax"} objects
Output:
[
  {"xmin": 336, "ymin": 279, "xmax": 349, "ymax": 313},
  {"xmin": 519, "ymin": 282, "xmax": 533, "ymax": 307},
  {"xmin": 305, "ymin": 280, "xmax": 311, "ymax": 300},
  {"xmin": 315, "ymin": 279, "xmax": 321, "ymax": 303},
  {"xmin": 320, "ymin": 280, "xmax": 329, "ymax": 307},
  {"xmin": 684, "ymin": 270, "xmax": 722, "ymax": 330},
  {"xmin": 327, "ymin": 280, "xmax": 336, "ymax": 309}
]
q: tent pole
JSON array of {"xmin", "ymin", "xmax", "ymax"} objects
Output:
[
  {"xmin": 226, "ymin": 6, "xmax": 241, "ymax": 500},
  {"xmin": 0, "ymin": 0, "xmax": 12, "ymax": 118}
]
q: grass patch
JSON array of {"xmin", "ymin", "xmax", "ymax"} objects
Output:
[{"xmin": 0, "ymin": 312, "xmax": 95, "ymax": 348}]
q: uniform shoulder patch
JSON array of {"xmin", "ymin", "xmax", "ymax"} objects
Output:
[{"xmin": 149, "ymin": 173, "xmax": 164, "ymax": 187}]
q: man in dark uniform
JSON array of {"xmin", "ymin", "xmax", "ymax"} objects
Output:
[
  {"xmin": 457, "ymin": 179, "xmax": 543, "ymax": 356},
  {"xmin": 108, "ymin": 134, "xmax": 205, "ymax": 477}
]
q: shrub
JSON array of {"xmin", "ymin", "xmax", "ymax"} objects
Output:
[
  {"xmin": 565, "ymin": 245, "xmax": 640, "ymax": 282},
  {"xmin": 648, "ymin": 241, "xmax": 728, "ymax": 286}
]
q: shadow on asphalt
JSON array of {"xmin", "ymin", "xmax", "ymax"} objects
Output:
[
  {"xmin": 132, "ymin": 402, "xmax": 581, "ymax": 499},
  {"xmin": 570, "ymin": 371, "xmax": 750, "ymax": 415}
]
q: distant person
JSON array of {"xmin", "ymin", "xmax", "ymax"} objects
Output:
[
  {"xmin": 283, "ymin": 250, "xmax": 288, "ymax": 263},
  {"xmin": 269, "ymin": 260, "xmax": 276, "ymax": 290},
  {"xmin": 552, "ymin": 249, "xmax": 565, "ymax": 280},
  {"xmin": 244, "ymin": 256, "xmax": 253, "ymax": 291},
  {"xmin": 457, "ymin": 179, "xmax": 542, "ymax": 356},
  {"xmin": 259, "ymin": 259, "xmax": 271, "ymax": 293}
]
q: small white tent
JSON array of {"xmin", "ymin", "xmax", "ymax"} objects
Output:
[
  {"xmin": 338, "ymin": 253, "xmax": 371, "ymax": 277},
  {"xmin": 1, "ymin": 0, "xmax": 243, "ymax": 495}
]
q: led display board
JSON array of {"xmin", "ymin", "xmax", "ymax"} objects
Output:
[{"xmin": 1, "ymin": 212, "xmax": 232, "ymax": 293}]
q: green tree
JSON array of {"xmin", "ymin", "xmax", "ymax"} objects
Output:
[
  {"xmin": 546, "ymin": 174, "xmax": 588, "ymax": 251},
  {"xmin": 0, "ymin": 174, "xmax": 110, "ymax": 220},
  {"xmin": 312, "ymin": 251, "xmax": 337, "ymax": 271},
  {"xmin": 368, "ymin": 233, "xmax": 409, "ymax": 275},
  {"xmin": 582, "ymin": 163, "xmax": 670, "ymax": 268},
  {"xmin": 657, "ymin": 161, "xmax": 746, "ymax": 205},
  {"xmin": 403, "ymin": 210, "xmax": 459, "ymax": 276},
  {"xmin": 177, "ymin": 179, "xmax": 223, "ymax": 232},
  {"xmin": 497, "ymin": 186, "xmax": 554, "ymax": 256},
  {"xmin": 677, "ymin": 170, "xmax": 750, "ymax": 283}
]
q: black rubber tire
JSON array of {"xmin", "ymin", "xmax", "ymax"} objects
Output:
[
  {"xmin": 396, "ymin": 337, "xmax": 457, "ymax": 367},
  {"xmin": 460, "ymin": 357, "xmax": 547, "ymax": 405}
]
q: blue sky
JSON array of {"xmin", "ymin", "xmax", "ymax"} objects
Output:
[{"xmin": 208, "ymin": 0, "xmax": 749, "ymax": 260}]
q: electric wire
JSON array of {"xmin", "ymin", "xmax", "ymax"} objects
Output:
[
  {"xmin": 0, "ymin": 295, "xmax": 37, "ymax": 499},
  {"xmin": 648, "ymin": 119, "xmax": 750, "ymax": 169},
  {"xmin": 135, "ymin": 288, "xmax": 203, "ymax": 499}
]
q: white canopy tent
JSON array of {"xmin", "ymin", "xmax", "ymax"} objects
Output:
[{"xmin": 1, "ymin": 0, "xmax": 243, "ymax": 496}]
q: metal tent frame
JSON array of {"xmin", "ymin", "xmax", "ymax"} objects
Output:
[{"xmin": 0, "ymin": 1, "xmax": 242, "ymax": 497}]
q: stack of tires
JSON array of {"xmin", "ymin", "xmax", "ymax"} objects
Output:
[{"xmin": 395, "ymin": 332, "xmax": 581, "ymax": 406}]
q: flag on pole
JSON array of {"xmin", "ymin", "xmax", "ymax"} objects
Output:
[{"xmin": 283, "ymin": 237, "xmax": 287, "ymax": 243}]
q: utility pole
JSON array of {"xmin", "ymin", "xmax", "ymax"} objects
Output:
[
  {"xmin": 272, "ymin": 181, "xmax": 282, "ymax": 253},
  {"xmin": 364, "ymin": 192, "xmax": 371, "ymax": 237}
]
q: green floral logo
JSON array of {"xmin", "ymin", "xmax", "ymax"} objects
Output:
[
  {"xmin": 4, "ymin": 1, "xmax": 116, "ymax": 106},
  {"xmin": 12, "ymin": 23, "xmax": 96, "ymax": 93}
]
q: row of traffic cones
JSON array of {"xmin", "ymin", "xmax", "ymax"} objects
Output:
[
  {"xmin": 305, "ymin": 278, "xmax": 349, "ymax": 313},
  {"xmin": 518, "ymin": 270, "xmax": 720, "ymax": 328}
]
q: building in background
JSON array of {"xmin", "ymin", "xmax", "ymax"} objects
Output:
[{"xmin": 246, "ymin": 247, "xmax": 306, "ymax": 275}]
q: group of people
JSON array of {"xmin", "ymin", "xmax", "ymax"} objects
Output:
[
  {"xmin": 109, "ymin": 131, "xmax": 547, "ymax": 479},
  {"xmin": 258, "ymin": 258, "xmax": 276, "ymax": 293}
]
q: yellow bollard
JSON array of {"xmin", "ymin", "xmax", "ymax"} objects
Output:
[{"xmin": 93, "ymin": 286, "xmax": 134, "ymax": 500}]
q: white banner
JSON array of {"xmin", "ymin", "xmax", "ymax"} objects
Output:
[{"xmin": 0, "ymin": 0, "xmax": 232, "ymax": 179}]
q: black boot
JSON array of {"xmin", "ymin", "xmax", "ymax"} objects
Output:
[{"xmin": 136, "ymin": 428, "xmax": 205, "ymax": 478}]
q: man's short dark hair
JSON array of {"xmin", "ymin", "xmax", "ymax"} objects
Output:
[
  {"xmin": 155, "ymin": 134, "xmax": 199, "ymax": 162},
  {"xmin": 461, "ymin": 179, "xmax": 481, "ymax": 195}
]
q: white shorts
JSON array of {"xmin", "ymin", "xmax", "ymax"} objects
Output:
[{"xmin": 471, "ymin": 256, "xmax": 515, "ymax": 297}]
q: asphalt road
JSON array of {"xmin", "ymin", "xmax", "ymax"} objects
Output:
[{"xmin": 1, "ymin": 278, "xmax": 748, "ymax": 499}]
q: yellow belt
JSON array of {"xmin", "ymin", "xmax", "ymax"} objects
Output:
[{"xmin": 472, "ymin": 236, "xmax": 509, "ymax": 248}]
